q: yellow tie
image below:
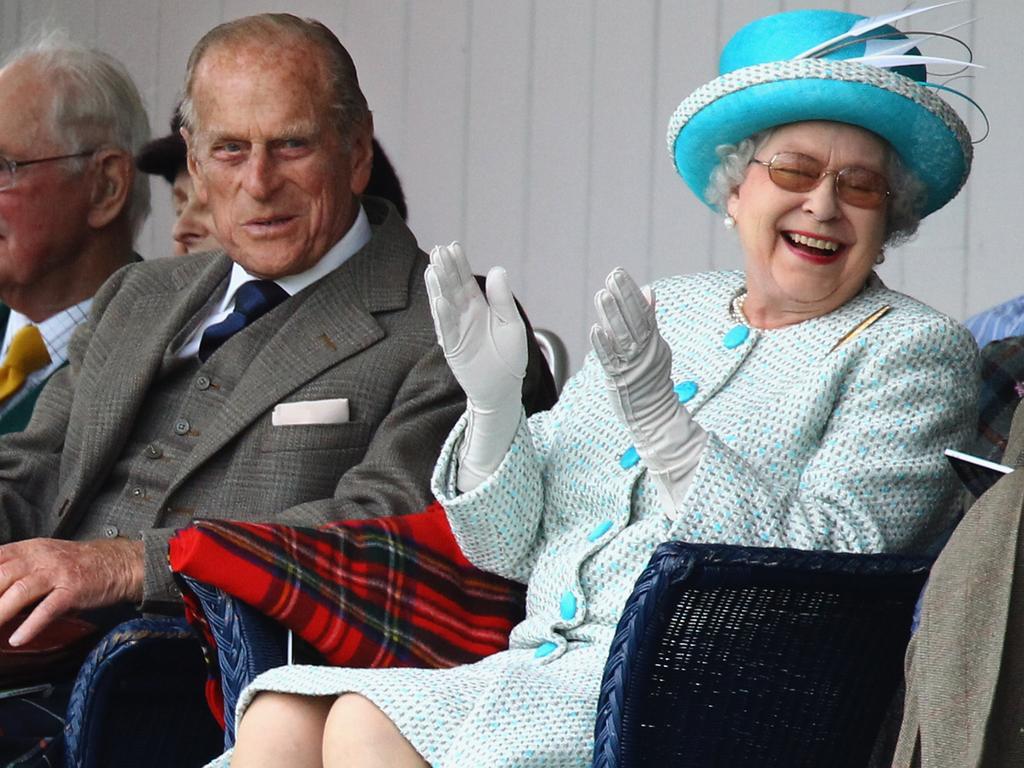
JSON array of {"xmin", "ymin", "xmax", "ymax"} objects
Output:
[{"xmin": 0, "ymin": 325, "xmax": 51, "ymax": 403}]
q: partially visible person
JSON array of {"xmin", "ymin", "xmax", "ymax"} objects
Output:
[
  {"xmin": 136, "ymin": 105, "xmax": 217, "ymax": 256},
  {"xmin": 0, "ymin": 29, "xmax": 150, "ymax": 765},
  {"xmin": 967, "ymin": 294, "xmax": 1024, "ymax": 348},
  {"xmin": 0, "ymin": 32, "xmax": 149, "ymax": 437},
  {"xmin": 216, "ymin": 9, "xmax": 979, "ymax": 767},
  {"xmin": 894, "ymin": 400, "xmax": 1024, "ymax": 767}
]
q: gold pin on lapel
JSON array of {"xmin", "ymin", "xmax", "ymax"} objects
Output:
[{"xmin": 828, "ymin": 305, "xmax": 892, "ymax": 353}]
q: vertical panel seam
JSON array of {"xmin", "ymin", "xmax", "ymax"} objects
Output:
[
  {"xmin": 460, "ymin": 0, "xmax": 473, "ymax": 240},
  {"xmin": 521, "ymin": 0, "xmax": 537, "ymax": 302},
  {"xmin": 582, "ymin": 0, "xmax": 598, "ymax": 346}
]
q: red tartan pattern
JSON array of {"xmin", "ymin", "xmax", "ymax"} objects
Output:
[{"xmin": 169, "ymin": 503, "xmax": 526, "ymax": 723}]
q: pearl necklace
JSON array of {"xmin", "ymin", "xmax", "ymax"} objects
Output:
[
  {"xmin": 731, "ymin": 291, "xmax": 776, "ymax": 334},
  {"xmin": 730, "ymin": 292, "xmax": 750, "ymax": 326}
]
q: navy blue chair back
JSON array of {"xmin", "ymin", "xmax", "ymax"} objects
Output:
[{"xmin": 593, "ymin": 542, "xmax": 931, "ymax": 768}]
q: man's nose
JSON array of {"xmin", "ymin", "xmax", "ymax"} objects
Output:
[{"xmin": 241, "ymin": 146, "xmax": 280, "ymax": 200}]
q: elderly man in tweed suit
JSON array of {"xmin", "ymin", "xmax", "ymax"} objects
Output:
[
  {"xmin": 894, "ymin": 396, "xmax": 1024, "ymax": 766},
  {"xmin": 0, "ymin": 14, "xmax": 484, "ymax": 645}
]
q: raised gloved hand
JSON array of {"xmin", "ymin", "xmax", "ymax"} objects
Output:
[
  {"xmin": 590, "ymin": 268, "xmax": 706, "ymax": 514},
  {"xmin": 425, "ymin": 242, "xmax": 527, "ymax": 491}
]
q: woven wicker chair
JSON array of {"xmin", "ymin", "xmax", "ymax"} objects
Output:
[
  {"xmin": 593, "ymin": 541, "xmax": 931, "ymax": 768},
  {"xmin": 63, "ymin": 617, "xmax": 223, "ymax": 768}
]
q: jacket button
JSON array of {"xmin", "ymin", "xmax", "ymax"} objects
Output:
[
  {"xmin": 195, "ymin": 375, "xmax": 211, "ymax": 391},
  {"xmin": 619, "ymin": 446, "xmax": 640, "ymax": 469},
  {"xmin": 723, "ymin": 324, "xmax": 750, "ymax": 349},
  {"xmin": 103, "ymin": 525, "xmax": 119, "ymax": 538},
  {"xmin": 534, "ymin": 641, "xmax": 557, "ymax": 659},
  {"xmin": 130, "ymin": 487, "xmax": 145, "ymax": 499},
  {"xmin": 674, "ymin": 380, "xmax": 698, "ymax": 403},
  {"xmin": 173, "ymin": 419, "xmax": 190, "ymax": 435},
  {"xmin": 587, "ymin": 520, "xmax": 613, "ymax": 542},
  {"xmin": 560, "ymin": 591, "xmax": 577, "ymax": 621},
  {"xmin": 145, "ymin": 444, "xmax": 162, "ymax": 459}
]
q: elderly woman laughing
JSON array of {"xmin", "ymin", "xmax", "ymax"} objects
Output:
[{"xmin": 217, "ymin": 7, "xmax": 979, "ymax": 768}]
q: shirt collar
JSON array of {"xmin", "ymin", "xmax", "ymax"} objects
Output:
[
  {"xmin": 221, "ymin": 204, "xmax": 371, "ymax": 310},
  {"xmin": 3, "ymin": 298, "xmax": 93, "ymax": 364}
]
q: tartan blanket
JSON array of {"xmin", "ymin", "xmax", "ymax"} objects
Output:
[{"xmin": 168, "ymin": 503, "xmax": 526, "ymax": 726}]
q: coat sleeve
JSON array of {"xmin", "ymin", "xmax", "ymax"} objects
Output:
[
  {"xmin": 0, "ymin": 265, "xmax": 134, "ymax": 543},
  {"xmin": 673, "ymin": 315, "xmax": 980, "ymax": 553}
]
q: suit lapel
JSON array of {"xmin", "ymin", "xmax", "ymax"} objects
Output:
[
  {"xmin": 163, "ymin": 208, "xmax": 419, "ymax": 496},
  {"xmin": 63, "ymin": 255, "xmax": 232, "ymax": 505}
]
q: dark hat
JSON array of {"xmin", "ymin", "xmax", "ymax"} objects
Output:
[{"xmin": 136, "ymin": 106, "xmax": 186, "ymax": 185}]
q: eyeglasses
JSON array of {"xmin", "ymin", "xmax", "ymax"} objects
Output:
[
  {"xmin": 750, "ymin": 152, "xmax": 891, "ymax": 209},
  {"xmin": 0, "ymin": 150, "xmax": 97, "ymax": 192}
]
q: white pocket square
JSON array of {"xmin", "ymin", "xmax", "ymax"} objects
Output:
[{"xmin": 271, "ymin": 398, "xmax": 350, "ymax": 426}]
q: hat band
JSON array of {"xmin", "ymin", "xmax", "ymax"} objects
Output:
[{"xmin": 666, "ymin": 58, "xmax": 972, "ymax": 187}]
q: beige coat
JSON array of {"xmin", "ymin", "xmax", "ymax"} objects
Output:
[{"xmin": 894, "ymin": 402, "xmax": 1024, "ymax": 766}]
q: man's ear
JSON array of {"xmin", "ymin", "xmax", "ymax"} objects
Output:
[
  {"xmin": 182, "ymin": 127, "xmax": 209, "ymax": 205},
  {"xmin": 349, "ymin": 115, "xmax": 374, "ymax": 196},
  {"xmin": 86, "ymin": 149, "xmax": 132, "ymax": 229}
]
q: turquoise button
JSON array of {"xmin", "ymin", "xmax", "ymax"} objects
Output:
[
  {"xmin": 534, "ymin": 641, "xmax": 558, "ymax": 659},
  {"xmin": 723, "ymin": 324, "xmax": 750, "ymax": 349},
  {"xmin": 560, "ymin": 591, "xmax": 577, "ymax": 620},
  {"xmin": 619, "ymin": 446, "xmax": 640, "ymax": 469},
  {"xmin": 587, "ymin": 520, "xmax": 613, "ymax": 542},
  {"xmin": 674, "ymin": 380, "xmax": 698, "ymax": 403}
]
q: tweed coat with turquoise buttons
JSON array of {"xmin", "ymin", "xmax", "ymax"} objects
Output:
[{"xmin": 216, "ymin": 270, "xmax": 978, "ymax": 768}]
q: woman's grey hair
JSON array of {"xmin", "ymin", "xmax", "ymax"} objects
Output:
[
  {"xmin": 179, "ymin": 14, "xmax": 370, "ymax": 146},
  {"xmin": 2, "ymin": 30, "xmax": 152, "ymax": 238},
  {"xmin": 705, "ymin": 127, "xmax": 926, "ymax": 248}
]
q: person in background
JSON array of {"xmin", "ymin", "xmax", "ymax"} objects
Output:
[
  {"xmin": 135, "ymin": 104, "xmax": 217, "ymax": 256},
  {"xmin": 966, "ymin": 294, "xmax": 1024, "ymax": 349},
  {"xmin": 0, "ymin": 32, "xmax": 149, "ymax": 436},
  {"xmin": 0, "ymin": 30, "xmax": 151, "ymax": 765},
  {"xmin": 215, "ymin": 8, "xmax": 979, "ymax": 767}
]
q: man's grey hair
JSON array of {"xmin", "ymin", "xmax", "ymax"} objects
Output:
[
  {"xmin": 2, "ymin": 30, "xmax": 152, "ymax": 238},
  {"xmin": 705, "ymin": 127, "xmax": 926, "ymax": 247},
  {"xmin": 180, "ymin": 14, "xmax": 370, "ymax": 145}
]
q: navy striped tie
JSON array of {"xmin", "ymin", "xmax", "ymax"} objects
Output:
[{"xmin": 198, "ymin": 280, "xmax": 288, "ymax": 362}]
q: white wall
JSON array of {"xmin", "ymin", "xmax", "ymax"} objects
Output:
[{"xmin": 1, "ymin": 0, "xmax": 1015, "ymax": 369}]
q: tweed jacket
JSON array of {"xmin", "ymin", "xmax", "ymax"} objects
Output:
[
  {"xmin": 222, "ymin": 270, "xmax": 978, "ymax": 768},
  {"xmin": 894, "ymin": 401, "xmax": 1024, "ymax": 767},
  {"xmin": 0, "ymin": 198, "xmax": 468, "ymax": 606}
]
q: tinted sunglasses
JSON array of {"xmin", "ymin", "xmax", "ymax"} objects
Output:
[{"xmin": 750, "ymin": 152, "xmax": 891, "ymax": 209}]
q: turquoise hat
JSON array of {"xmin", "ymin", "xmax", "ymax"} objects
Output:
[{"xmin": 668, "ymin": 9, "xmax": 973, "ymax": 217}]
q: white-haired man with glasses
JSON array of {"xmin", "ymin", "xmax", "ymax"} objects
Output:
[
  {"xmin": 0, "ymin": 32, "xmax": 149, "ymax": 436},
  {"xmin": 0, "ymin": 31, "xmax": 149, "ymax": 765}
]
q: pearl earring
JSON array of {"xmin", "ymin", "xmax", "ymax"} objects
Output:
[{"xmin": 723, "ymin": 215, "xmax": 736, "ymax": 230}]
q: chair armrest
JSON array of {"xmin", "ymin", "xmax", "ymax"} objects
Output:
[
  {"xmin": 65, "ymin": 616, "xmax": 222, "ymax": 768},
  {"xmin": 181, "ymin": 575, "xmax": 287, "ymax": 747}
]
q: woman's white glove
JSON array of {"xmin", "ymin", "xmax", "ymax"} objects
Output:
[
  {"xmin": 425, "ymin": 243, "xmax": 526, "ymax": 491},
  {"xmin": 590, "ymin": 268, "xmax": 707, "ymax": 515}
]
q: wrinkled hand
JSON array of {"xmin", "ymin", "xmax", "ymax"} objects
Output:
[
  {"xmin": 0, "ymin": 538, "xmax": 144, "ymax": 645},
  {"xmin": 590, "ymin": 268, "xmax": 678, "ymax": 450},
  {"xmin": 425, "ymin": 242, "xmax": 527, "ymax": 413}
]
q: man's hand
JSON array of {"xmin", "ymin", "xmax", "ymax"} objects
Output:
[{"xmin": 0, "ymin": 538, "xmax": 144, "ymax": 645}]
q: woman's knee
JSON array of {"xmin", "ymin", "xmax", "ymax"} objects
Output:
[
  {"xmin": 233, "ymin": 692, "xmax": 333, "ymax": 767},
  {"xmin": 324, "ymin": 694, "xmax": 427, "ymax": 767}
]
